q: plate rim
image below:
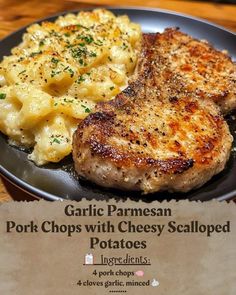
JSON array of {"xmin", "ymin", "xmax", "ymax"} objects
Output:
[{"xmin": 0, "ymin": 6, "xmax": 235, "ymax": 202}]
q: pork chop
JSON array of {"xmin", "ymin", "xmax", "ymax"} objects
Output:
[
  {"xmin": 151, "ymin": 28, "xmax": 236, "ymax": 114},
  {"xmin": 72, "ymin": 31, "xmax": 233, "ymax": 193}
]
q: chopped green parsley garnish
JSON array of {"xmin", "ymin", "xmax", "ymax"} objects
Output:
[
  {"xmin": 79, "ymin": 58, "xmax": 84, "ymax": 65},
  {"xmin": 19, "ymin": 70, "xmax": 26, "ymax": 75},
  {"xmin": 63, "ymin": 66, "xmax": 74, "ymax": 77},
  {"xmin": 49, "ymin": 30, "xmax": 60, "ymax": 37},
  {"xmin": 68, "ymin": 68, "xmax": 74, "ymax": 77},
  {"xmin": 76, "ymin": 24, "xmax": 89, "ymax": 31},
  {"xmin": 50, "ymin": 135, "xmax": 64, "ymax": 145},
  {"xmin": 0, "ymin": 93, "xmax": 6, "ymax": 99},
  {"xmin": 69, "ymin": 44, "xmax": 96, "ymax": 66},
  {"xmin": 80, "ymin": 35, "xmax": 94, "ymax": 44},
  {"xmin": 51, "ymin": 70, "xmax": 61, "ymax": 78},
  {"xmin": 81, "ymin": 104, "xmax": 91, "ymax": 113},
  {"xmin": 122, "ymin": 42, "xmax": 128, "ymax": 50},
  {"xmin": 63, "ymin": 98, "xmax": 74, "ymax": 103},
  {"xmin": 110, "ymin": 86, "xmax": 115, "ymax": 91},
  {"xmin": 76, "ymin": 75, "xmax": 85, "ymax": 84},
  {"xmin": 71, "ymin": 47, "xmax": 86, "ymax": 59},
  {"xmin": 52, "ymin": 138, "xmax": 61, "ymax": 144},
  {"xmin": 89, "ymin": 51, "xmax": 97, "ymax": 57},
  {"xmin": 94, "ymin": 40, "xmax": 103, "ymax": 46},
  {"xmin": 29, "ymin": 50, "xmax": 42, "ymax": 57},
  {"xmin": 51, "ymin": 57, "xmax": 60, "ymax": 65}
]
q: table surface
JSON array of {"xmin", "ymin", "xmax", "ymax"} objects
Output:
[{"xmin": 0, "ymin": 0, "xmax": 236, "ymax": 202}]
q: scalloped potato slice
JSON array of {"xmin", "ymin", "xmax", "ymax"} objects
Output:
[
  {"xmin": 0, "ymin": 86, "xmax": 34, "ymax": 146},
  {"xmin": 12, "ymin": 84, "xmax": 53, "ymax": 129},
  {"xmin": 29, "ymin": 114, "xmax": 78, "ymax": 165},
  {"xmin": 53, "ymin": 97, "xmax": 96, "ymax": 119}
]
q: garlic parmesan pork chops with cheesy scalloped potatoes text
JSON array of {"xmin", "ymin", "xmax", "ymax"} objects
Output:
[{"xmin": 73, "ymin": 29, "xmax": 235, "ymax": 193}]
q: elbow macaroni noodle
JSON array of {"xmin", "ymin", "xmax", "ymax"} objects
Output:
[{"xmin": 0, "ymin": 9, "xmax": 141, "ymax": 165}]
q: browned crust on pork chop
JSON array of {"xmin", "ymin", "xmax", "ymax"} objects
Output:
[
  {"xmin": 72, "ymin": 31, "xmax": 233, "ymax": 193},
  {"xmin": 150, "ymin": 28, "xmax": 236, "ymax": 114}
]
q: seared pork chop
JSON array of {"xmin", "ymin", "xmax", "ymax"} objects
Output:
[
  {"xmin": 151, "ymin": 28, "xmax": 236, "ymax": 114},
  {"xmin": 72, "ymin": 31, "xmax": 233, "ymax": 193}
]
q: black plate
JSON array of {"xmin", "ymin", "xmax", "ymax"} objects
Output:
[{"xmin": 0, "ymin": 7, "xmax": 235, "ymax": 201}]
